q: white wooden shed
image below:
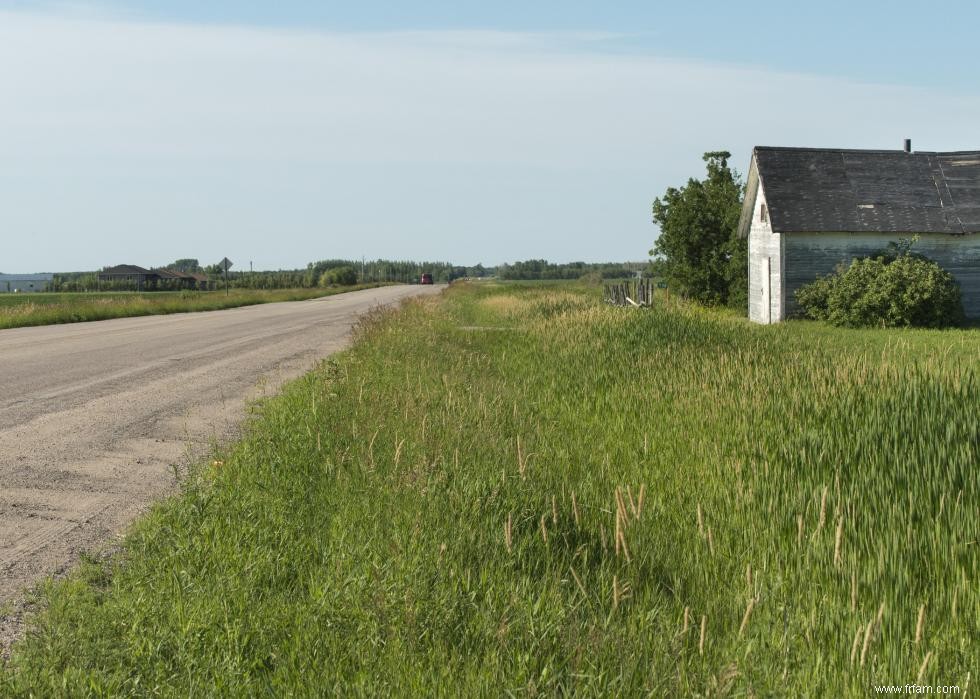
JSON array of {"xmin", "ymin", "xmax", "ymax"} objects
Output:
[{"xmin": 737, "ymin": 145, "xmax": 980, "ymax": 323}]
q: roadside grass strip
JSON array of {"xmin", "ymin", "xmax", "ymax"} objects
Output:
[
  {"xmin": 0, "ymin": 285, "xmax": 389, "ymax": 330},
  {"xmin": 2, "ymin": 283, "xmax": 977, "ymax": 695}
]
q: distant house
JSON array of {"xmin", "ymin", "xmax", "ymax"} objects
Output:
[
  {"xmin": 150, "ymin": 268, "xmax": 213, "ymax": 290},
  {"xmin": 184, "ymin": 272, "xmax": 213, "ymax": 290},
  {"xmin": 737, "ymin": 144, "xmax": 980, "ymax": 324},
  {"xmin": 98, "ymin": 265, "xmax": 212, "ymax": 291},
  {"xmin": 99, "ymin": 265, "xmax": 156, "ymax": 289},
  {"xmin": 0, "ymin": 273, "xmax": 54, "ymax": 293}
]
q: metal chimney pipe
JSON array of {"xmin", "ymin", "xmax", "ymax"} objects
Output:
[{"xmin": 904, "ymin": 138, "xmax": 912, "ymax": 153}]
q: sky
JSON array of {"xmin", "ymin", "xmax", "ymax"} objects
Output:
[{"xmin": 2, "ymin": 1, "xmax": 980, "ymax": 272}]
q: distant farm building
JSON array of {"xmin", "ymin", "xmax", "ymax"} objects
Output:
[
  {"xmin": 99, "ymin": 265, "xmax": 212, "ymax": 291},
  {"xmin": 738, "ymin": 144, "xmax": 980, "ymax": 324},
  {"xmin": 0, "ymin": 273, "xmax": 54, "ymax": 293}
]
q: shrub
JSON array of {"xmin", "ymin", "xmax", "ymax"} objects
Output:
[
  {"xmin": 578, "ymin": 271, "xmax": 603, "ymax": 286},
  {"xmin": 794, "ymin": 273, "xmax": 835, "ymax": 321},
  {"xmin": 319, "ymin": 266, "xmax": 358, "ymax": 286},
  {"xmin": 795, "ymin": 244, "xmax": 964, "ymax": 328}
]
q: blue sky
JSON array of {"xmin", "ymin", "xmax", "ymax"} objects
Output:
[{"xmin": 2, "ymin": 1, "xmax": 980, "ymax": 272}]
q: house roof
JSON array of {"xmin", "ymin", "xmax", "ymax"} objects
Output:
[
  {"xmin": 101, "ymin": 264, "xmax": 151, "ymax": 275},
  {"xmin": 153, "ymin": 269, "xmax": 210, "ymax": 281},
  {"xmin": 151, "ymin": 268, "xmax": 188, "ymax": 279},
  {"xmin": 737, "ymin": 147, "xmax": 980, "ymax": 238}
]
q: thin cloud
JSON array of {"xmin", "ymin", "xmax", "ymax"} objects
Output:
[{"xmin": 1, "ymin": 10, "xmax": 979, "ymax": 270}]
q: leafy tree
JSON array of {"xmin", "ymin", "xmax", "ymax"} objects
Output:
[
  {"xmin": 651, "ymin": 151, "xmax": 746, "ymax": 308},
  {"xmin": 166, "ymin": 258, "xmax": 202, "ymax": 273},
  {"xmin": 319, "ymin": 266, "xmax": 358, "ymax": 286}
]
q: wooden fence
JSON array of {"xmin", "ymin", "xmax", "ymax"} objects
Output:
[{"xmin": 604, "ymin": 280, "xmax": 654, "ymax": 307}]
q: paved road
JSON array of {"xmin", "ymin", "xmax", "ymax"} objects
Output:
[{"xmin": 0, "ymin": 285, "xmax": 440, "ymax": 638}]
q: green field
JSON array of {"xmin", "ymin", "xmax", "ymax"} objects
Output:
[
  {"xmin": 0, "ymin": 286, "xmax": 388, "ymax": 330},
  {"xmin": 2, "ymin": 283, "xmax": 977, "ymax": 695}
]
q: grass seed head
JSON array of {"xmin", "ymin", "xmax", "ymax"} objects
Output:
[
  {"xmin": 915, "ymin": 604, "xmax": 926, "ymax": 645},
  {"xmin": 860, "ymin": 620, "xmax": 874, "ymax": 667},
  {"xmin": 916, "ymin": 651, "xmax": 933, "ymax": 685},
  {"xmin": 815, "ymin": 485, "xmax": 828, "ymax": 536},
  {"xmin": 738, "ymin": 598, "xmax": 756, "ymax": 639},
  {"xmin": 850, "ymin": 625, "xmax": 862, "ymax": 665},
  {"xmin": 834, "ymin": 517, "xmax": 844, "ymax": 568}
]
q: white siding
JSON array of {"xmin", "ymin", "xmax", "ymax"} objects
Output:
[
  {"xmin": 783, "ymin": 232, "xmax": 980, "ymax": 319},
  {"xmin": 747, "ymin": 186, "xmax": 783, "ymax": 323}
]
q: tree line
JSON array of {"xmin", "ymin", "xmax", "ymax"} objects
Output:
[
  {"xmin": 49, "ymin": 259, "xmax": 494, "ymax": 292},
  {"xmin": 50, "ymin": 257, "xmax": 667, "ymax": 292}
]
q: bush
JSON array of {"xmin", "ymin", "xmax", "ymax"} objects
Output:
[
  {"xmin": 795, "ymin": 244, "xmax": 964, "ymax": 328},
  {"xmin": 319, "ymin": 266, "xmax": 358, "ymax": 286},
  {"xmin": 794, "ymin": 273, "xmax": 835, "ymax": 320},
  {"xmin": 578, "ymin": 271, "xmax": 603, "ymax": 286}
]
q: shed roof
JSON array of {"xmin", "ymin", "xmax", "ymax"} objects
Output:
[{"xmin": 737, "ymin": 147, "xmax": 980, "ymax": 238}]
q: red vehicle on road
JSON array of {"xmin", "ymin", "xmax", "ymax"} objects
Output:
[{"xmin": 420, "ymin": 273, "xmax": 434, "ymax": 285}]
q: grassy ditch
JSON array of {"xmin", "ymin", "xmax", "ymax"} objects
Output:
[
  {"xmin": 0, "ymin": 285, "xmax": 390, "ymax": 330},
  {"xmin": 2, "ymin": 283, "xmax": 977, "ymax": 695}
]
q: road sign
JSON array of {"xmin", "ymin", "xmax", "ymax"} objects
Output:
[
  {"xmin": 219, "ymin": 258, "xmax": 233, "ymax": 295},
  {"xmin": 657, "ymin": 281, "xmax": 668, "ymax": 289}
]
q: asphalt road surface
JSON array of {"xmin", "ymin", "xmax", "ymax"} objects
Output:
[{"xmin": 0, "ymin": 284, "xmax": 441, "ymax": 647}]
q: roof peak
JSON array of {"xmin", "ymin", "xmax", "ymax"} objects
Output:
[{"xmin": 753, "ymin": 145, "xmax": 980, "ymax": 156}]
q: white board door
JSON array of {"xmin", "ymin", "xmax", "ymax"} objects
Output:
[{"xmin": 762, "ymin": 257, "xmax": 772, "ymax": 324}]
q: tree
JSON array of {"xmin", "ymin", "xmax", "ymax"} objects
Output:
[
  {"xmin": 651, "ymin": 151, "xmax": 746, "ymax": 308},
  {"xmin": 319, "ymin": 266, "xmax": 358, "ymax": 286},
  {"xmin": 166, "ymin": 258, "xmax": 202, "ymax": 273}
]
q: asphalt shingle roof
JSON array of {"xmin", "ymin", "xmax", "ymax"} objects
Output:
[
  {"xmin": 748, "ymin": 147, "xmax": 980, "ymax": 236},
  {"xmin": 101, "ymin": 265, "xmax": 151, "ymax": 275}
]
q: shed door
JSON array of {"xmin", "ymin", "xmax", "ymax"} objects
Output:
[{"xmin": 762, "ymin": 257, "xmax": 772, "ymax": 324}]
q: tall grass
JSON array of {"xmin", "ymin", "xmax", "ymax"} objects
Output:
[
  {"xmin": 0, "ymin": 286, "xmax": 388, "ymax": 330},
  {"xmin": 2, "ymin": 283, "xmax": 976, "ymax": 695}
]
